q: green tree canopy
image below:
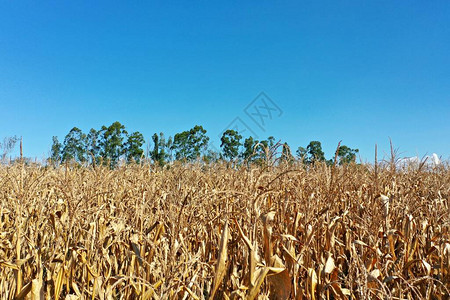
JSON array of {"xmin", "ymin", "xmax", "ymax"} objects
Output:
[
  {"xmin": 307, "ymin": 141, "xmax": 325, "ymax": 162},
  {"xmin": 281, "ymin": 142, "xmax": 294, "ymax": 163},
  {"xmin": 86, "ymin": 128, "xmax": 100, "ymax": 164},
  {"xmin": 50, "ymin": 136, "xmax": 62, "ymax": 164},
  {"xmin": 220, "ymin": 129, "xmax": 242, "ymax": 161},
  {"xmin": 172, "ymin": 125, "xmax": 209, "ymax": 161},
  {"xmin": 337, "ymin": 145, "xmax": 359, "ymax": 164},
  {"xmin": 241, "ymin": 136, "xmax": 274, "ymax": 165},
  {"xmin": 151, "ymin": 132, "xmax": 170, "ymax": 165},
  {"xmin": 297, "ymin": 141, "xmax": 325, "ymax": 164},
  {"xmin": 125, "ymin": 131, "xmax": 145, "ymax": 163},
  {"xmin": 99, "ymin": 122, "xmax": 128, "ymax": 167},
  {"xmin": 50, "ymin": 123, "xmax": 362, "ymax": 168},
  {"xmin": 296, "ymin": 146, "xmax": 307, "ymax": 160},
  {"xmin": 62, "ymin": 127, "xmax": 86, "ymax": 163},
  {"xmin": 242, "ymin": 136, "xmax": 257, "ymax": 161},
  {"xmin": 51, "ymin": 122, "xmax": 145, "ymax": 167}
]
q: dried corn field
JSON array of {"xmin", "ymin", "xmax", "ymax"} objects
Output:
[{"xmin": 0, "ymin": 161, "xmax": 449, "ymax": 299}]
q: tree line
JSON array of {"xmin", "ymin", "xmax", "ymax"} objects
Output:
[{"xmin": 49, "ymin": 121, "xmax": 359, "ymax": 167}]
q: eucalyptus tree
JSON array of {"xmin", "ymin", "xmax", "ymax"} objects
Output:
[{"xmin": 172, "ymin": 125, "xmax": 209, "ymax": 161}]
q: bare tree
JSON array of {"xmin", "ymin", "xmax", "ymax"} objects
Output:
[{"xmin": 1, "ymin": 136, "xmax": 19, "ymax": 162}]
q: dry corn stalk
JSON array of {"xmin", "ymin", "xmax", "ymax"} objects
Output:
[{"xmin": 0, "ymin": 161, "xmax": 448, "ymax": 299}]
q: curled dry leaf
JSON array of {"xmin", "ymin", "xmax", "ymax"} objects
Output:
[
  {"xmin": 267, "ymin": 268, "xmax": 291, "ymax": 300},
  {"xmin": 209, "ymin": 220, "xmax": 229, "ymax": 300},
  {"xmin": 324, "ymin": 253, "xmax": 335, "ymax": 274}
]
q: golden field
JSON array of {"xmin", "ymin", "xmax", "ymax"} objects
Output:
[{"xmin": 0, "ymin": 161, "xmax": 449, "ymax": 299}]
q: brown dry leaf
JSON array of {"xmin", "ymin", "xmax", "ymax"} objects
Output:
[
  {"xmin": 307, "ymin": 268, "xmax": 318, "ymax": 300},
  {"xmin": 31, "ymin": 278, "xmax": 44, "ymax": 300},
  {"xmin": 353, "ymin": 240, "xmax": 369, "ymax": 247},
  {"xmin": 369, "ymin": 269, "xmax": 381, "ymax": 282},
  {"xmin": 209, "ymin": 220, "xmax": 229, "ymax": 300},
  {"xmin": 330, "ymin": 268, "xmax": 348, "ymax": 299},
  {"xmin": 0, "ymin": 260, "xmax": 20, "ymax": 270},
  {"xmin": 262, "ymin": 211, "xmax": 276, "ymax": 266},
  {"xmin": 268, "ymin": 268, "xmax": 291, "ymax": 300},
  {"xmin": 14, "ymin": 281, "xmax": 32, "ymax": 300},
  {"xmin": 422, "ymin": 259, "xmax": 431, "ymax": 275},
  {"xmin": 234, "ymin": 218, "xmax": 258, "ymax": 285},
  {"xmin": 54, "ymin": 264, "xmax": 65, "ymax": 299},
  {"xmin": 324, "ymin": 253, "xmax": 335, "ymax": 274},
  {"xmin": 130, "ymin": 233, "xmax": 143, "ymax": 266},
  {"xmin": 247, "ymin": 267, "xmax": 270, "ymax": 300},
  {"xmin": 183, "ymin": 285, "xmax": 200, "ymax": 300},
  {"xmin": 280, "ymin": 234, "xmax": 299, "ymax": 243}
]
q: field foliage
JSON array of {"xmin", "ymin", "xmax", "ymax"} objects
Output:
[{"xmin": 0, "ymin": 160, "xmax": 449, "ymax": 299}]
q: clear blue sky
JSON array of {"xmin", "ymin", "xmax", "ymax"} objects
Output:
[{"xmin": 1, "ymin": 1, "xmax": 449, "ymax": 161}]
